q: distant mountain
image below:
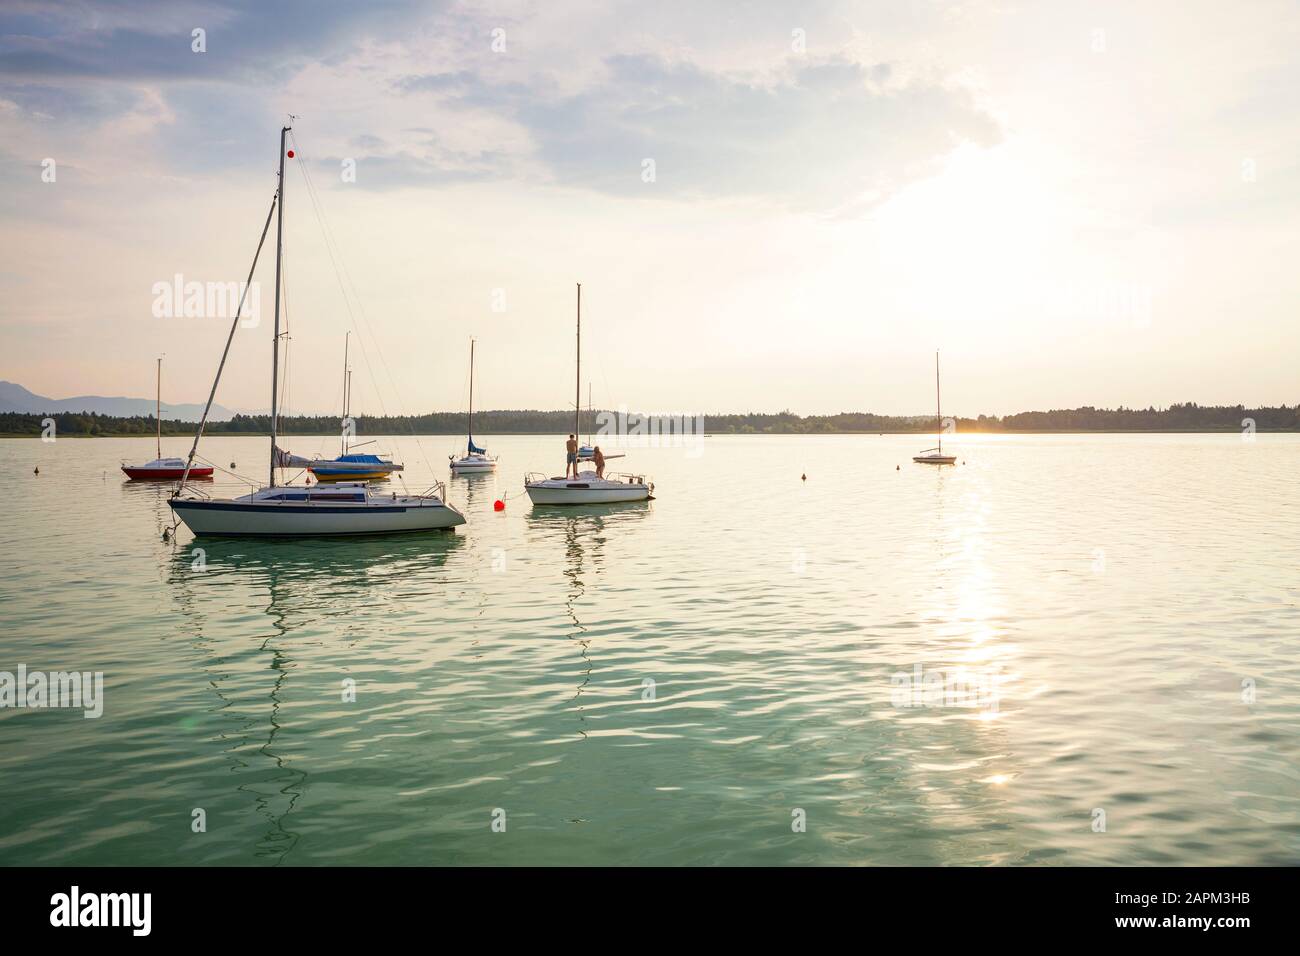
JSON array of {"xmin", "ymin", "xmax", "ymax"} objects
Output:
[{"xmin": 0, "ymin": 381, "xmax": 235, "ymax": 422}]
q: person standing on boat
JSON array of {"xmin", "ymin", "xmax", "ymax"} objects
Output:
[
  {"xmin": 593, "ymin": 446, "xmax": 606, "ymax": 479},
  {"xmin": 565, "ymin": 434, "xmax": 579, "ymax": 478}
]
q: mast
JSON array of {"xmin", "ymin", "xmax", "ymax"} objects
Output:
[
  {"xmin": 468, "ymin": 337, "xmax": 475, "ymax": 447},
  {"xmin": 269, "ymin": 124, "xmax": 290, "ymax": 487},
  {"xmin": 340, "ymin": 332, "xmax": 350, "ymax": 456},
  {"xmin": 575, "ymin": 283, "xmax": 581, "ymax": 438},
  {"xmin": 587, "ymin": 381, "xmax": 592, "ymax": 445},
  {"xmin": 935, "ymin": 349, "xmax": 942, "ymax": 455},
  {"xmin": 155, "ymin": 356, "xmax": 162, "ymax": 460},
  {"xmin": 175, "ymin": 193, "xmax": 278, "ymax": 497}
]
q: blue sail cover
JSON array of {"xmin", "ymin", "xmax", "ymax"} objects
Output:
[{"xmin": 468, "ymin": 436, "xmax": 487, "ymax": 455}]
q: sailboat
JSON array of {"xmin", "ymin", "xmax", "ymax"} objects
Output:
[
  {"xmin": 308, "ymin": 332, "xmax": 404, "ymax": 482},
  {"xmin": 121, "ymin": 357, "xmax": 214, "ymax": 480},
  {"xmin": 449, "ymin": 338, "xmax": 498, "ymax": 474},
  {"xmin": 524, "ymin": 284, "xmax": 653, "ymax": 505},
  {"xmin": 168, "ymin": 125, "xmax": 465, "ymax": 536},
  {"xmin": 913, "ymin": 350, "xmax": 957, "ymax": 465}
]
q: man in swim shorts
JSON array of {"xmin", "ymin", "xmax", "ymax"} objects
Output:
[{"xmin": 565, "ymin": 434, "xmax": 579, "ymax": 478}]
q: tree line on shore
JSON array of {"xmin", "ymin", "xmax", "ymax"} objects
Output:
[{"xmin": 3, "ymin": 402, "xmax": 1297, "ymax": 437}]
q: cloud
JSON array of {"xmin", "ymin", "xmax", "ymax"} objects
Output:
[
  {"xmin": 0, "ymin": 0, "xmax": 438, "ymax": 82},
  {"xmin": 392, "ymin": 53, "xmax": 999, "ymax": 210},
  {"xmin": 393, "ymin": 69, "xmax": 478, "ymax": 95},
  {"xmin": 0, "ymin": 2, "xmax": 1000, "ymax": 211},
  {"xmin": 580, "ymin": 54, "xmax": 997, "ymax": 208}
]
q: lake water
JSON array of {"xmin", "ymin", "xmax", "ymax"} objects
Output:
[{"xmin": 1, "ymin": 432, "xmax": 1297, "ymax": 865}]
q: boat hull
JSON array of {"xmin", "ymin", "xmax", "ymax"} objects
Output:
[
  {"xmin": 123, "ymin": 466, "xmax": 213, "ymax": 480},
  {"xmin": 307, "ymin": 453, "xmax": 402, "ymax": 482},
  {"xmin": 912, "ymin": 455, "xmax": 956, "ymax": 465},
  {"xmin": 309, "ymin": 469, "xmax": 393, "ymax": 482},
  {"xmin": 450, "ymin": 461, "xmax": 497, "ymax": 473},
  {"xmin": 168, "ymin": 498, "xmax": 465, "ymax": 536},
  {"xmin": 525, "ymin": 481, "xmax": 652, "ymax": 505}
]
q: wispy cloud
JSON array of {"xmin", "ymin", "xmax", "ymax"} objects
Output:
[{"xmin": 1, "ymin": 1, "xmax": 997, "ymax": 210}]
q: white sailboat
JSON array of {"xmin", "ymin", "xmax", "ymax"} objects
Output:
[
  {"xmin": 913, "ymin": 350, "xmax": 956, "ymax": 465},
  {"xmin": 524, "ymin": 284, "xmax": 653, "ymax": 505},
  {"xmin": 168, "ymin": 124, "xmax": 465, "ymax": 536},
  {"xmin": 449, "ymin": 338, "xmax": 498, "ymax": 474}
]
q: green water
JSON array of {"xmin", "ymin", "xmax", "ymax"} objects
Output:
[{"xmin": 1, "ymin": 433, "xmax": 1297, "ymax": 865}]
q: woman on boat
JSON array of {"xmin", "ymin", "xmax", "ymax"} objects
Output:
[{"xmin": 593, "ymin": 446, "xmax": 606, "ymax": 478}]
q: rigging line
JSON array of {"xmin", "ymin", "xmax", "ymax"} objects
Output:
[
  {"xmin": 175, "ymin": 190, "xmax": 279, "ymax": 502},
  {"xmin": 193, "ymin": 453, "xmax": 263, "ymax": 486},
  {"xmin": 451, "ymin": 343, "xmax": 471, "ymax": 454},
  {"xmin": 279, "ymin": 242, "xmax": 291, "ymax": 423},
  {"xmin": 293, "ymin": 148, "xmax": 446, "ymax": 495},
  {"xmin": 281, "ymin": 338, "xmax": 291, "ymax": 432},
  {"xmin": 308, "ymin": 373, "xmax": 348, "ymax": 460},
  {"xmin": 295, "ymin": 149, "xmax": 403, "ymax": 438},
  {"xmin": 291, "ymin": 147, "xmax": 432, "ymax": 484},
  {"xmin": 275, "ymin": 209, "xmax": 296, "ymax": 431},
  {"xmin": 289, "ymin": 131, "xmax": 440, "ymax": 472},
  {"xmin": 583, "ymin": 307, "xmax": 617, "ymax": 436},
  {"xmin": 286, "ymin": 141, "xmax": 394, "ymax": 454},
  {"xmin": 289, "ymin": 138, "xmax": 393, "ymax": 424}
]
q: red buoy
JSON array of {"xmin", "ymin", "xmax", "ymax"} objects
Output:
[
  {"xmin": 286, "ymin": 149, "xmax": 295, "ymax": 158},
  {"xmin": 493, "ymin": 499, "xmax": 505, "ymax": 512}
]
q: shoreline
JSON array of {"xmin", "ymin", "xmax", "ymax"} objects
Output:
[{"xmin": 4, "ymin": 428, "xmax": 1296, "ymax": 439}]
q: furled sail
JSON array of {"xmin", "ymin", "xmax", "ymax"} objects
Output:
[{"xmin": 273, "ymin": 445, "xmax": 312, "ymax": 469}]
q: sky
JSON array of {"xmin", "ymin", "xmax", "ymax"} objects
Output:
[{"xmin": 1, "ymin": 0, "xmax": 1297, "ymax": 418}]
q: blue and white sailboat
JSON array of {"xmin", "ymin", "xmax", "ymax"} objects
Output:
[
  {"xmin": 309, "ymin": 332, "xmax": 404, "ymax": 482},
  {"xmin": 450, "ymin": 338, "xmax": 498, "ymax": 474}
]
